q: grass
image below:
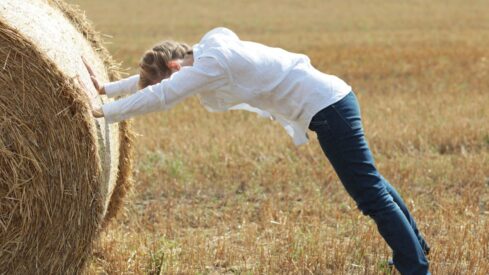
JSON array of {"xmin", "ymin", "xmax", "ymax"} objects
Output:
[{"xmin": 67, "ymin": 0, "xmax": 489, "ymax": 274}]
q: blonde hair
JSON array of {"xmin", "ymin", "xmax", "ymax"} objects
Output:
[{"xmin": 138, "ymin": 41, "xmax": 192, "ymax": 89}]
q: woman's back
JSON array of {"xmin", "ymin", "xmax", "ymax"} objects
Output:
[
  {"xmin": 195, "ymin": 27, "xmax": 352, "ymax": 132},
  {"xmin": 196, "ymin": 27, "xmax": 319, "ymax": 93}
]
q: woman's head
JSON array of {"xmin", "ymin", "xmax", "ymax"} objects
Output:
[{"xmin": 138, "ymin": 41, "xmax": 192, "ymax": 89}]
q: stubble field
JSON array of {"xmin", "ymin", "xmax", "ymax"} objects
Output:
[{"xmin": 68, "ymin": 0, "xmax": 489, "ymax": 274}]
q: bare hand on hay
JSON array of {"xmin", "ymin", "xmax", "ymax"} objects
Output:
[
  {"xmin": 81, "ymin": 56, "xmax": 105, "ymax": 95},
  {"xmin": 92, "ymin": 107, "xmax": 104, "ymax": 118},
  {"xmin": 75, "ymin": 74, "xmax": 105, "ymax": 118}
]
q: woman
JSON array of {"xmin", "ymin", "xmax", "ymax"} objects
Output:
[{"xmin": 84, "ymin": 27, "xmax": 431, "ymax": 274}]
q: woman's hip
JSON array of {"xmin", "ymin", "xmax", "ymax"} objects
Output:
[{"xmin": 308, "ymin": 91, "xmax": 363, "ymax": 138}]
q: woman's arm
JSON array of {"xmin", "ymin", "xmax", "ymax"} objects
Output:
[
  {"xmin": 103, "ymin": 74, "xmax": 140, "ymax": 98},
  {"xmin": 82, "ymin": 56, "xmax": 139, "ymax": 97},
  {"xmin": 101, "ymin": 56, "xmax": 226, "ymax": 123}
]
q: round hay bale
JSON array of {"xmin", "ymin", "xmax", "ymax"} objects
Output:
[{"xmin": 0, "ymin": 0, "xmax": 134, "ymax": 273}]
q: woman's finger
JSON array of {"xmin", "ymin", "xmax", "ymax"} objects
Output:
[
  {"xmin": 90, "ymin": 75, "xmax": 100, "ymax": 90},
  {"xmin": 81, "ymin": 56, "xmax": 96, "ymax": 77},
  {"xmin": 92, "ymin": 107, "xmax": 104, "ymax": 118},
  {"xmin": 91, "ymin": 76, "xmax": 106, "ymax": 95}
]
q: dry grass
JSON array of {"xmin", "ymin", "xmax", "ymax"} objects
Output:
[{"xmin": 67, "ymin": 0, "xmax": 489, "ymax": 274}]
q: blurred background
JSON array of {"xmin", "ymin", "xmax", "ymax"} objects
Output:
[{"xmin": 69, "ymin": 0, "xmax": 489, "ymax": 274}]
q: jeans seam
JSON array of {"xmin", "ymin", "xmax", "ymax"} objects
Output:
[{"xmin": 331, "ymin": 104, "xmax": 353, "ymax": 130}]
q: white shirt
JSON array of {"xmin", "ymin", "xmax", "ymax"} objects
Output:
[{"xmin": 102, "ymin": 27, "xmax": 351, "ymax": 145}]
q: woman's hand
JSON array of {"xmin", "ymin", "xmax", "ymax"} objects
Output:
[
  {"xmin": 75, "ymin": 73, "xmax": 105, "ymax": 119},
  {"xmin": 92, "ymin": 106, "xmax": 104, "ymax": 118},
  {"xmin": 81, "ymin": 56, "xmax": 106, "ymax": 95}
]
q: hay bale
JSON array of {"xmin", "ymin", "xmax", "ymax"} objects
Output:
[{"xmin": 0, "ymin": 0, "xmax": 134, "ymax": 273}]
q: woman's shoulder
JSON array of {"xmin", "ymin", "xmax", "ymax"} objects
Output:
[
  {"xmin": 193, "ymin": 27, "xmax": 239, "ymax": 59},
  {"xmin": 200, "ymin": 27, "xmax": 239, "ymax": 43}
]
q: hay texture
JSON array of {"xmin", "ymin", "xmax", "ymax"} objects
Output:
[{"xmin": 0, "ymin": 0, "xmax": 134, "ymax": 273}]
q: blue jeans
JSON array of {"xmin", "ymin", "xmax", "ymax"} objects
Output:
[{"xmin": 309, "ymin": 91, "xmax": 431, "ymax": 275}]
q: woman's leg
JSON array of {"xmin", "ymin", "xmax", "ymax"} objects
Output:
[
  {"xmin": 381, "ymin": 176, "xmax": 431, "ymax": 255},
  {"xmin": 309, "ymin": 92, "xmax": 430, "ymax": 275}
]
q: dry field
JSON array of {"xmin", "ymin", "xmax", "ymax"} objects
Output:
[{"xmin": 68, "ymin": 0, "xmax": 488, "ymax": 274}]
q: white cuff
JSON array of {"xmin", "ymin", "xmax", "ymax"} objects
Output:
[{"xmin": 102, "ymin": 102, "xmax": 122, "ymax": 124}]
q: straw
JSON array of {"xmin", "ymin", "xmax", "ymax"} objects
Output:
[{"xmin": 0, "ymin": 0, "xmax": 134, "ymax": 273}]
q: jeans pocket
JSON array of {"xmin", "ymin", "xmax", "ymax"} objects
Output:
[
  {"xmin": 309, "ymin": 119, "xmax": 329, "ymax": 126},
  {"xmin": 308, "ymin": 118, "xmax": 329, "ymax": 131},
  {"xmin": 331, "ymin": 105, "xmax": 354, "ymax": 132}
]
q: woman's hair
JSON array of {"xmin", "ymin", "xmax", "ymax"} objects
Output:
[{"xmin": 138, "ymin": 40, "xmax": 192, "ymax": 89}]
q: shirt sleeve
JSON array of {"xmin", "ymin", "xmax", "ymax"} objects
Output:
[
  {"xmin": 101, "ymin": 56, "xmax": 227, "ymax": 123},
  {"xmin": 103, "ymin": 74, "xmax": 140, "ymax": 98}
]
